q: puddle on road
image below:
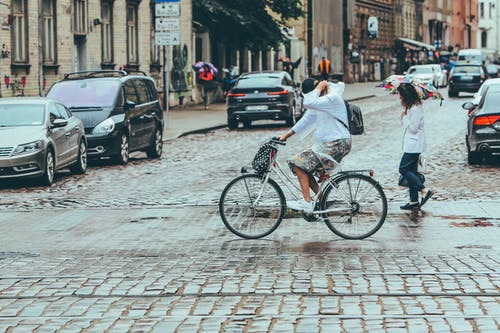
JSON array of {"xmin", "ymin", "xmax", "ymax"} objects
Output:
[
  {"xmin": 128, "ymin": 216, "xmax": 171, "ymax": 223},
  {"xmin": 437, "ymin": 215, "xmax": 499, "ymax": 227}
]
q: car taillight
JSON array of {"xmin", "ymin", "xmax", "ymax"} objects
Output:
[
  {"xmin": 473, "ymin": 115, "xmax": 500, "ymax": 126},
  {"xmin": 268, "ymin": 90, "xmax": 288, "ymax": 96},
  {"xmin": 227, "ymin": 92, "xmax": 245, "ymax": 97}
]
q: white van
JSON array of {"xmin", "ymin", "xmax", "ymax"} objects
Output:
[{"xmin": 457, "ymin": 49, "xmax": 486, "ymax": 63}]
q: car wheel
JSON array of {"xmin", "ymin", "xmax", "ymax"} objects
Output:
[
  {"xmin": 285, "ymin": 103, "xmax": 297, "ymax": 126},
  {"xmin": 114, "ymin": 132, "xmax": 129, "ymax": 164},
  {"xmin": 146, "ymin": 126, "xmax": 163, "ymax": 159},
  {"xmin": 40, "ymin": 149, "xmax": 55, "ymax": 186},
  {"xmin": 242, "ymin": 119, "xmax": 252, "ymax": 128},
  {"xmin": 69, "ymin": 140, "xmax": 87, "ymax": 174},
  {"xmin": 467, "ymin": 150, "xmax": 483, "ymax": 165},
  {"xmin": 228, "ymin": 118, "xmax": 238, "ymax": 130},
  {"xmin": 448, "ymin": 89, "xmax": 457, "ymax": 98}
]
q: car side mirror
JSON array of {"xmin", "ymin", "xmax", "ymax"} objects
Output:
[
  {"xmin": 51, "ymin": 118, "xmax": 68, "ymax": 128},
  {"xmin": 403, "ymin": 71, "xmax": 407, "ymax": 75},
  {"xmin": 462, "ymin": 102, "xmax": 476, "ymax": 110}
]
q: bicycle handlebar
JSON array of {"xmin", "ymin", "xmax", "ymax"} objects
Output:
[{"xmin": 270, "ymin": 137, "xmax": 286, "ymax": 146}]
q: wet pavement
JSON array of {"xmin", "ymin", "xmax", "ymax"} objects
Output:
[{"xmin": 0, "ymin": 86, "xmax": 499, "ymax": 332}]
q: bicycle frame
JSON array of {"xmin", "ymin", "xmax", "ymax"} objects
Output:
[{"xmin": 246, "ymin": 142, "xmax": 376, "ymax": 215}]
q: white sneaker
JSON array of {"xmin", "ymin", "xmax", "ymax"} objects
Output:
[{"xmin": 287, "ymin": 199, "xmax": 314, "ymax": 213}]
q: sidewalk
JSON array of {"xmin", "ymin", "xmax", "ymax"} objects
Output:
[{"xmin": 164, "ymin": 81, "xmax": 386, "ymax": 141}]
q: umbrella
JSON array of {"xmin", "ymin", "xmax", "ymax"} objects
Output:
[
  {"xmin": 382, "ymin": 76, "xmax": 444, "ymax": 104},
  {"xmin": 193, "ymin": 61, "xmax": 218, "ymax": 75}
]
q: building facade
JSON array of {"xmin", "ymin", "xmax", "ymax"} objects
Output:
[
  {"xmin": 449, "ymin": 0, "xmax": 479, "ymax": 51},
  {"xmin": 478, "ymin": 0, "xmax": 499, "ymax": 62},
  {"xmin": 0, "ymin": 0, "xmax": 194, "ymax": 106}
]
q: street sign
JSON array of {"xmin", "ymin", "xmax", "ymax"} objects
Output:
[
  {"xmin": 155, "ymin": 17, "xmax": 180, "ymax": 31},
  {"xmin": 155, "ymin": 3, "xmax": 180, "ymax": 17},
  {"xmin": 155, "ymin": 31, "xmax": 180, "ymax": 46}
]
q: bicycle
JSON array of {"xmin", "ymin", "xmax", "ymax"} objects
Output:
[{"xmin": 219, "ymin": 138, "xmax": 388, "ymax": 239}]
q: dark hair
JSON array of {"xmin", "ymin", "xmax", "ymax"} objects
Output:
[
  {"xmin": 397, "ymin": 83, "xmax": 421, "ymax": 109},
  {"xmin": 301, "ymin": 78, "xmax": 318, "ymax": 94}
]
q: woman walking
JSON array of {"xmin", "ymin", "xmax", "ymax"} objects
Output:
[{"xmin": 397, "ymin": 83, "xmax": 434, "ymax": 210}]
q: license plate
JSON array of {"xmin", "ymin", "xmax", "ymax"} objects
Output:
[
  {"xmin": 246, "ymin": 105, "xmax": 268, "ymax": 111},
  {"xmin": 461, "ymin": 75, "xmax": 473, "ymax": 81}
]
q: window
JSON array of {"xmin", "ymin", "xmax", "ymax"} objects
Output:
[
  {"xmin": 480, "ymin": 2, "xmax": 484, "ymax": 18},
  {"xmin": 124, "ymin": 80, "xmax": 139, "ymax": 104},
  {"xmin": 481, "ymin": 31, "xmax": 487, "ymax": 48},
  {"xmin": 73, "ymin": 0, "xmax": 86, "ymax": 34},
  {"xmin": 11, "ymin": 0, "xmax": 28, "ymax": 63},
  {"xmin": 150, "ymin": 3, "xmax": 160, "ymax": 66},
  {"xmin": 55, "ymin": 104, "xmax": 70, "ymax": 120},
  {"xmin": 127, "ymin": 3, "xmax": 139, "ymax": 64},
  {"xmin": 134, "ymin": 79, "xmax": 149, "ymax": 104},
  {"xmin": 42, "ymin": 0, "xmax": 57, "ymax": 64},
  {"xmin": 101, "ymin": 1, "xmax": 114, "ymax": 64}
]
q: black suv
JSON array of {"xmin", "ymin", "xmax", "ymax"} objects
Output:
[
  {"xmin": 448, "ymin": 62, "xmax": 486, "ymax": 97},
  {"xmin": 47, "ymin": 70, "xmax": 163, "ymax": 164}
]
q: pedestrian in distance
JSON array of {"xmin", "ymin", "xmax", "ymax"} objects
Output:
[
  {"xmin": 318, "ymin": 56, "xmax": 332, "ymax": 81},
  {"xmin": 198, "ymin": 64, "xmax": 215, "ymax": 110},
  {"xmin": 279, "ymin": 56, "xmax": 302, "ymax": 81},
  {"xmin": 278, "ymin": 78, "xmax": 352, "ymax": 213},
  {"xmin": 397, "ymin": 83, "xmax": 434, "ymax": 210}
]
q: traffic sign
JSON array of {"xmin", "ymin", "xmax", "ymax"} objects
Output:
[
  {"xmin": 155, "ymin": 17, "xmax": 180, "ymax": 31},
  {"xmin": 155, "ymin": 31, "xmax": 180, "ymax": 45},
  {"xmin": 155, "ymin": 3, "xmax": 180, "ymax": 17}
]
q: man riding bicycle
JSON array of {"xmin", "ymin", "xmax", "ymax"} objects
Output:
[{"xmin": 278, "ymin": 78, "xmax": 352, "ymax": 213}]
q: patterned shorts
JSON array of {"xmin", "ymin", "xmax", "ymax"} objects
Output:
[{"xmin": 288, "ymin": 139, "xmax": 352, "ymax": 177}]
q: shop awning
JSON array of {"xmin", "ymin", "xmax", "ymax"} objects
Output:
[{"xmin": 396, "ymin": 37, "xmax": 435, "ymax": 51}]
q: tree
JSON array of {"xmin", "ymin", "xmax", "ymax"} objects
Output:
[{"xmin": 192, "ymin": 0, "xmax": 304, "ymax": 50}]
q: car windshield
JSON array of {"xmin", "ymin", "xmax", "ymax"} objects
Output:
[
  {"xmin": 236, "ymin": 75, "xmax": 282, "ymax": 88},
  {"xmin": 453, "ymin": 66, "xmax": 481, "ymax": 74},
  {"xmin": 408, "ymin": 67, "xmax": 433, "ymax": 74},
  {"xmin": 47, "ymin": 79, "xmax": 121, "ymax": 107},
  {"xmin": 0, "ymin": 104, "xmax": 45, "ymax": 127}
]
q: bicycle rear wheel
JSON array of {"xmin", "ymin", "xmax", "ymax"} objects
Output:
[
  {"xmin": 320, "ymin": 173, "xmax": 387, "ymax": 239},
  {"xmin": 219, "ymin": 174, "xmax": 285, "ymax": 239}
]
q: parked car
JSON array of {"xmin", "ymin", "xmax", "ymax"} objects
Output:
[
  {"xmin": 448, "ymin": 62, "xmax": 486, "ymax": 97},
  {"xmin": 226, "ymin": 71, "xmax": 303, "ymax": 129},
  {"xmin": 47, "ymin": 70, "xmax": 163, "ymax": 164},
  {"xmin": 0, "ymin": 97, "xmax": 87, "ymax": 185},
  {"xmin": 472, "ymin": 78, "xmax": 500, "ymax": 104},
  {"xmin": 406, "ymin": 65, "xmax": 440, "ymax": 88},
  {"xmin": 485, "ymin": 64, "xmax": 499, "ymax": 78},
  {"xmin": 462, "ymin": 86, "xmax": 500, "ymax": 164}
]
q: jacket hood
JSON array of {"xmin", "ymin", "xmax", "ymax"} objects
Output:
[{"xmin": 328, "ymin": 81, "xmax": 345, "ymax": 97}]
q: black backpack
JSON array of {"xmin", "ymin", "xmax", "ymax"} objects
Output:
[{"xmin": 343, "ymin": 100, "xmax": 365, "ymax": 135}]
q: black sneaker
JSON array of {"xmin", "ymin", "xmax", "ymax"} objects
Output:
[{"xmin": 400, "ymin": 202, "xmax": 420, "ymax": 210}]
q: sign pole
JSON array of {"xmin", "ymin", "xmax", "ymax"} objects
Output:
[{"xmin": 163, "ymin": 45, "xmax": 169, "ymax": 128}]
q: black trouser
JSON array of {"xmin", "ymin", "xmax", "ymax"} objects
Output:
[{"xmin": 399, "ymin": 152, "xmax": 424, "ymax": 203}]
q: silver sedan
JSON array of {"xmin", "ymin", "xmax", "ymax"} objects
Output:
[{"xmin": 0, "ymin": 97, "xmax": 87, "ymax": 186}]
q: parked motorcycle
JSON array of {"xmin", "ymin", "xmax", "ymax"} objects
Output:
[{"xmin": 222, "ymin": 66, "xmax": 240, "ymax": 98}]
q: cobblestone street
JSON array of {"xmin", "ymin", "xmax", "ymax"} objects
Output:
[{"xmin": 0, "ymin": 89, "xmax": 499, "ymax": 332}]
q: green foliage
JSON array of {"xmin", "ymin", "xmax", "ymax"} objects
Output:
[{"xmin": 193, "ymin": 0, "xmax": 304, "ymax": 50}]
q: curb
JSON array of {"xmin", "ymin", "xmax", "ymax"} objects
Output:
[{"xmin": 166, "ymin": 94, "xmax": 378, "ymax": 140}]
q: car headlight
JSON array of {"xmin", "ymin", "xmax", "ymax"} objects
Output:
[
  {"xmin": 92, "ymin": 118, "xmax": 115, "ymax": 135},
  {"xmin": 12, "ymin": 140, "xmax": 42, "ymax": 156}
]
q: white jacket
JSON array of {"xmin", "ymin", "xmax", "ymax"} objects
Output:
[
  {"xmin": 402, "ymin": 104, "xmax": 426, "ymax": 153},
  {"xmin": 292, "ymin": 82, "xmax": 350, "ymax": 143}
]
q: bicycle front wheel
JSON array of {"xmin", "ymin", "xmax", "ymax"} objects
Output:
[
  {"xmin": 320, "ymin": 173, "xmax": 387, "ymax": 239},
  {"xmin": 219, "ymin": 174, "xmax": 285, "ymax": 239}
]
